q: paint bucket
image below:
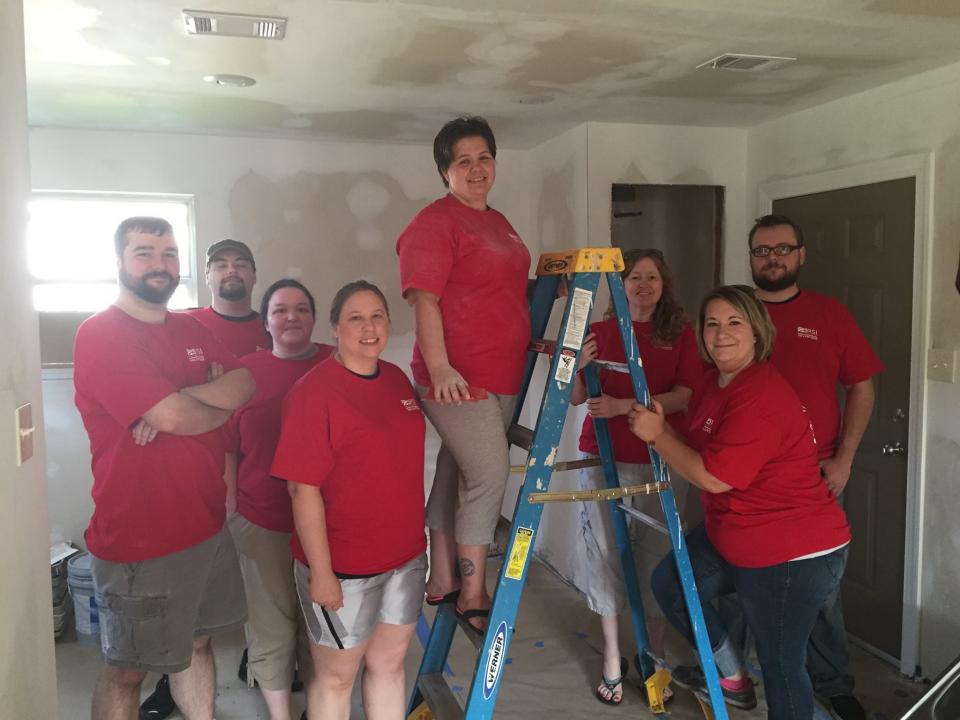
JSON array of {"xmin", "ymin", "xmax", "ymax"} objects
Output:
[{"xmin": 67, "ymin": 552, "xmax": 99, "ymax": 646}]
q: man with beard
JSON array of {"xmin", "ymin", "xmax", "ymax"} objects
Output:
[
  {"xmin": 74, "ymin": 217, "xmax": 255, "ymax": 720},
  {"xmin": 185, "ymin": 239, "xmax": 271, "ymax": 357},
  {"xmin": 745, "ymin": 214, "xmax": 882, "ymax": 720},
  {"xmin": 141, "ymin": 240, "xmax": 270, "ymax": 720}
]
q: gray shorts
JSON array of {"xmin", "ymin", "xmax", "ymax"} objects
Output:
[
  {"xmin": 294, "ymin": 553, "xmax": 427, "ymax": 650},
  {"xmin": 91, "ymin": 526, "xmax": 246, "ymax": 673}
]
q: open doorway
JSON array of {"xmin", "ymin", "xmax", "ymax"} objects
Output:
[
  {"xmin": 610, "ymin": 183, "xmax": 723, "ymax": 527},
  {"xmin": 610, "ymin": 183, "xmax": 724, "ymax": 318}
]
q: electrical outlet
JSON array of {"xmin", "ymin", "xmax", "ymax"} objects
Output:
[
  {"xmin": 927, "ymin": 348, "xmax": 957, "ymax": 383},
  {"xmin": 15, "ymin": 403, "xmax": 34, "ymax": 466}
]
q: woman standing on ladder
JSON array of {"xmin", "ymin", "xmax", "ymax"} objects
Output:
[
  {"xmin": 572, "ymin": 249, "xmax": 702, "ymax": 705},
  {"xmin": 396, "ymin": 116, "xmax": 531, "ymax": 634}
]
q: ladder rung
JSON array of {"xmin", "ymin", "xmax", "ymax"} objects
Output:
[
  {"xmin": 417, "ymin": 672, "xmax": 464, "ymax": 720},
  {"xmin": 527, "ymin": 338, "xmax": 557, "ymax": 355},
  {"xmin": 454, "ymin": 615, "xmax": 486, "ymax": 652},
  {"xmin": 509, "ymin": 457, "xmax": 601, "ymax": 474},
  {"xmin": 618, "ymin": 502, "xmax": 686, "ymax": 535},
  {"xmin": 528, "ymin": 481, "xmax": 669, "ymax": 504},
  {"xmin": 507, "ymin": 424, "xmax": 534, "ymax": 451}
]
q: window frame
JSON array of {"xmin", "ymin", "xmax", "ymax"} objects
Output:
[{"xmin": 28, "ymin": 190, "xmax": 199, "ymax": 313}]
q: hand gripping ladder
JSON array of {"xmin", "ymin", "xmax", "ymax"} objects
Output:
[{"xmin": 408, "ymin": 248, "xmax": 728, "ymax": 720}]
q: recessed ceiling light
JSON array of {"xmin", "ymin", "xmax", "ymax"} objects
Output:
[
  {"xmin": 203, "ymin": 73, "xmax": 256, "ymax": 87},
  {"xmin": 696, "ymin": 53, "xmax": 797, "ymax": 72}
]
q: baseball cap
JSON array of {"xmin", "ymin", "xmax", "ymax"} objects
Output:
[{"xmin": 206, "ymin": 239, "xmax": 255, "ymax": 269}]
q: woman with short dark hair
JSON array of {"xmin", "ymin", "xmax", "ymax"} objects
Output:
[
  {"xmin": 396, "ymin": 116, "xmax": 531, "ymax": 633},
  {"xmin": 224, "ymin": 278, "xmax": 333, "ymax": 720},
  {"xmin": 629, "ymin": 285, "xmax": 850, "ymax": 719}
]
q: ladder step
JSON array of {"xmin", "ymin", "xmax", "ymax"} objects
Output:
[
  {"xmin": 530, "ymin": 481, "xmax": 669, "ymax": 504},
  {"xmin": 417, "ymin": 672, "xmax": 464, "ymax": 720},
  {"xmin": 507, "ymin": 424, "xmax": 534, "ymax": 451},
  {"xmin": 454, "ymin": 616, "xmax": 486, "ymax": 652},
  {"xmin": 509, "ymin": 457, "xmax": 601, "ymax": 474}
]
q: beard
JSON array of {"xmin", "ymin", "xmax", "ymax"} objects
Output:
[
  {"xmin": 218, "ymin": 278, "xmax": 247, "ymax": 301},
  {"xmin": 120, "ymin": 268, "xmax": 179, "ymax": 304},
  {"xmin": 752, "ymin": 264, "xmax": 800, "ymax": 292}
]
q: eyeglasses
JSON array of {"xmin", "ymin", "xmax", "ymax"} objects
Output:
[{"xmin": 749, "ymin": 243, "xmax": 801, "ymax": 258}]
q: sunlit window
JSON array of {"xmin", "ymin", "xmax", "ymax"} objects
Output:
[{"xmin": 27, "ymin": 193, "xmax": 197, "ymax": 312}]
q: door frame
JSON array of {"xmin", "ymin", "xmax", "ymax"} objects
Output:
[{"xmin": 758, "ymin": 152, "xmax": 933, "ymax": 679}]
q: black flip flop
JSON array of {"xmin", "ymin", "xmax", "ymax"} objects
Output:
[
  {"xmin": 455, "ymin": 606, "xmax": 490, "ymax": 634},
  {"xmin": 596, "ymin": 657, "xmax": 629, "ymax": 706},
  {"xmin": 425, "ymin": 589, "xmax": 460, "ymax": 606}
]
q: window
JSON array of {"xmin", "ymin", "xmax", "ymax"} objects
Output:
[{"xmin": 27, "ymin": 192, "xmax": 197, "ymax": 312}]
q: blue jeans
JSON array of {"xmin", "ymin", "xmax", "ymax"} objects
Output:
[
  {"xmin": 719, "ymin": 545, "xmax": 855, "ymax": 697},
  {"xmin": 652, "ymin": 523, "xmax": 846, "ymax": 720}
]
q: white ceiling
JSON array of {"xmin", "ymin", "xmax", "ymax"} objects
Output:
[{"xmin": 23, "ymin": 0, "xmax": 960, "ymax": 148}]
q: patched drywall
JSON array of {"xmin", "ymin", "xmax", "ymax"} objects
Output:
[
  {"xmin": 227, "ymin": 170, "xmax": 428, "ymax": 337},
  {"xmin": 748, "ymin": 58, "xmax": 960, "ymax": 678}
]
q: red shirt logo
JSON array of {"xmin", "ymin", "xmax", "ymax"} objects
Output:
[
  {"xmin": 702, "ymin": 417, "xmax": 715, "ymax": 434},
  {"xmin": 185, "ymin": 347, "xmax": 206, "ymax": 363},
  {"xmin": 796, "ymin": 325, "xmax": 819, "ymax": 341},
  {"xmin": 401, "ymin": 398, "xmax": 420, "ymax": 412}
]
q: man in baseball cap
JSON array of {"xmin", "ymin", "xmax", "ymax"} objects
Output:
[{"xmin": 184, "ymin": 239, "xmax": 271, "ymax": 357}]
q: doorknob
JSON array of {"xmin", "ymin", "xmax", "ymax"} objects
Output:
[{"xmin": 882, "ymin": 442, "xmax": 905, "ymax": 456}]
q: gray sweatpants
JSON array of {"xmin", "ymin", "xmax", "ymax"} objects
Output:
[{"xmin": 420, "ymin": 388, "xmax": 516, "ymax": 546}]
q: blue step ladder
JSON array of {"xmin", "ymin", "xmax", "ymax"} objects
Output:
[{"xmin": 408, "ymin": 248, "xmax": 728, "ymax": 720}]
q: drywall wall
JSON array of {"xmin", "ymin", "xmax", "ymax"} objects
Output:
[
  {"xmin": 748, "ymin": 59, "xmax": 960, "ymax": 678},
  {"xmin": 0, "ymin": 1, "xmax": 58, "ymax": 715},
  {"xmin": 29, "ymin": 125, "xmax": 535, "ymax": 552}
]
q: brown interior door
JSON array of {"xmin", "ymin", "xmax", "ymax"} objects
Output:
[{"xmin": 773, "ymin": 177, "xmax": 915, "ymax": 660}]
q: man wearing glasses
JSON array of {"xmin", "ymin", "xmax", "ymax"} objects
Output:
[{"xmin": 747, "ymin": 213, "xmax": 883, "ymax": 720}]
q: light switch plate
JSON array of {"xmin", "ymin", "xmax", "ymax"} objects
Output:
[
  {"xmin": 15, "ymin": 403, "xmax": 34, "ymax": 466},
  {"xmin": 928, "ymin": 348, "xmax": 958, "ymax": 383}
]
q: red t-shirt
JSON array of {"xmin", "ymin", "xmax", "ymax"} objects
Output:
[
  {"xmin": 223, "ymin": 344, "xmax": 335, "ymax": 532},
  {"xmin": 685, "ymin": 362, "xmax": 850, "ymax": 568},
  {"xmin": 396, "ymin": 194, "xmax": 531, "ymax": 395},
  {"xmin": 183, "ymin": 307, "xmax": 271, "ymax": 358},
  {"xmin": 579, "ymin": 319, "xmax": 703, "ymax": 464},
  {"xmin": 763, "ymin": 290, "xmax": 883, "ymax": 459},
  {"xmin": 271, "ymin": 358, "xmax": 427, "ymax": 575},
  {"xmin": 74, "ymin": 306, "xmax": 240, "ymax": 562}
]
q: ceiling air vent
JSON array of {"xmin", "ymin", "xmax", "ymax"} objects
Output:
[
  {"xmin": 696, "ymin": 53, "xmax": 796, "ymax": 72},
  {"xmin": 183, "ymin": 9, "xmax": 287, "ymax": 39}
]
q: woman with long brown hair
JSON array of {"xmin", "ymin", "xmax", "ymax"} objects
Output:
[{"xmin": 571, "ymin": 248, "xmax": 702, "ymax": 705}]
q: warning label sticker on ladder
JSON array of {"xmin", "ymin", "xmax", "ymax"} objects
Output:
[
  {"xmin": 505, "ymin": 526, "xmax": 533, "ymax": 580},
  {"xmin": 561, "ymin": 287, "xmax": 592, "ymax": 351}
]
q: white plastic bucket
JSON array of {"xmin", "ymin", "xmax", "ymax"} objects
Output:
[{"xmin": 67, "ymin": 553, "xmax": 99, "ymax": 646}]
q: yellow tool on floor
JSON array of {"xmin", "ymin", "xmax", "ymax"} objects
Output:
[{"xmin": 407, "ymin": 701, "xmax": 434, "ymax": 720}]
